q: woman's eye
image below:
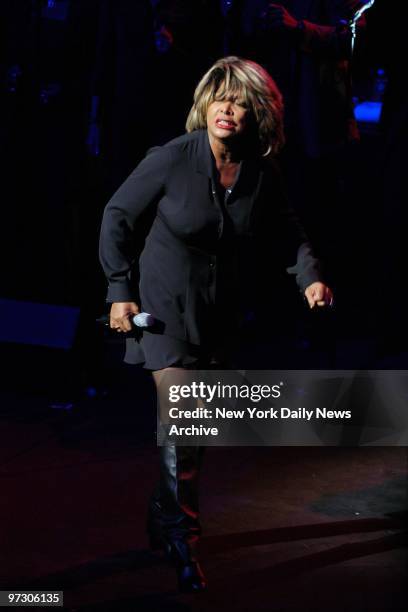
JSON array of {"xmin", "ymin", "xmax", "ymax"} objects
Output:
[{"xmin": 212, "ymin": 97, "xmax": 247, "ymax": 109}]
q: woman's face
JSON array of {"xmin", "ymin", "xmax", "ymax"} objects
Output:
[{"xmin": 206, "ymin": 92, "xmax": 251, "ymax": 143}]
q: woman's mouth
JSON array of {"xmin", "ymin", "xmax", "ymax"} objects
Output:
[{"xmin": 215, "ymin": 119, "xmax": 236, "ymax": 130}]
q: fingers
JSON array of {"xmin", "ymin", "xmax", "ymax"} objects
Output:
[
  {"xmin": 305, "ymin": 286, "xmax": 322, "ymax": 309},
  {"xmin": 315, "ymin": 293, "xmax": 334, "ymax": 308},
  {"xmin": 305, "ymin": 291, "xmax": 314, "ymax": 309},
  {"xmin": 305, "ymin": 283, "xmax": 334, "ymax": 309},
  {"xmin": 111, "ymin": 315, "xmax": 133, "ymax": 333},
  {"xmin": 109, "ymin": 302, "xmax": 140, "ymax": 333}
]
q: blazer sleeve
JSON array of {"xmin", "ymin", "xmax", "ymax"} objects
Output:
[{"xmin": 99, "ymin": 145, "xmax": 171, "ymax": 303}]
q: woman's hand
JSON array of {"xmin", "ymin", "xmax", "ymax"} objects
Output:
[
  {"xmin": 110, "ymin": 302, "xmax": 140, "ymax": 333},
  {"xmin": 304, "ymin": 282, "xmax": 334, "ymax": 309}
]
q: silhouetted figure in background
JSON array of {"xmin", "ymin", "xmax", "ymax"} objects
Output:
[
  {"xmin": 224, "ymin": 1, "xmax": 368, "ymax": 354},
  {"xmin": 228, "ymin": 1, "xmax": 366, "ymax": 283}
]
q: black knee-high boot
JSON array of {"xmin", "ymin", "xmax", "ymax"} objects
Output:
[{"xmin": 147, "ymin": 444, "xmax": 206, "ymax": 592}]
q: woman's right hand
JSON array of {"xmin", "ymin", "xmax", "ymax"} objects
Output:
[{"xmin": 110, "ymin": 302, "xmax": 140, "ymax": 333}]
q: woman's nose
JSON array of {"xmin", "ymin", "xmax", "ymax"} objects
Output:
[{"xmin": 220, "ymin": 101, "xmax": 233, "ymax": 115}]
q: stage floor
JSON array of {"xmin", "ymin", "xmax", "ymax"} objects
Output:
[{"xmin": 1, "ymin": 365, "xmax": 407, "ymax": 611}]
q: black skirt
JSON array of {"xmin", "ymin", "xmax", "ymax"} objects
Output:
[
  {"xmin": 124, "ymin": 323, "xmax": 237, "ymax": 370},
  {"xmin": 124, "ymin": 332, "xmax": 199, "ymax": 370}
]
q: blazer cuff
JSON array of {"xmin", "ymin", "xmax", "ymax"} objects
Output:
[
  {"xmin": 106, "ymin": 280, "xmax": 138, "ymax": 304},
  {"xmin": 295, "ymin": 268, "xmax": 324, "ymax": 293},
  {"xmin": 286, "ymin": 242, "xmax": 323, "ymax": 292}
]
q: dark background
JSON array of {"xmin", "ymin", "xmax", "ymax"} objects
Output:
[{"xmin": 0, "ymin": 3, "xmax": 407, "ymax": 610}]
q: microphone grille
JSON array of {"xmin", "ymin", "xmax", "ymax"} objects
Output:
[{"xmin": 133, "ymin": 312, "xmax": 155, "ymax": 328}]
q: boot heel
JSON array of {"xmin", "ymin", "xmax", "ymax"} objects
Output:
[
  {"xmin": 177, "ymin": 561, "xmax": 207, "ymax": 593},
  {"xmin": 167, "ymin": 539, "xmax": 207, "ymax": 592}
]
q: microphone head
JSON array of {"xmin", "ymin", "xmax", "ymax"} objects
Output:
[{"xmin": 133, "ymin": 312, "xmax": 155, "ymax": 328}]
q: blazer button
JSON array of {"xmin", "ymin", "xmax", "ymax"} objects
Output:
[{"xmin": 209, "ymin": 261, "xmax": 215, "ymax": 268}]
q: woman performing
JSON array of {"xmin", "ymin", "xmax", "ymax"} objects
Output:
[{"xmin": 99, "ymin": 56, "xmax": 333, "ymax": 593}]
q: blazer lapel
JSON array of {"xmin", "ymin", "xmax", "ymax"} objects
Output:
[
  {"xmin": 226, "ymin": 156, "xmax": 263, "ymax": 233},
  {"xmin": 193, "ymin": 129, "xmax": 214, "ymax": 178},
  {"xmin": 191, "ymin": 129, "xmax": 263, "ymax": 228}
]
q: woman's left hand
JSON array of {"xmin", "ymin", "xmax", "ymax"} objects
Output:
[{"xmin": 304, "ymin": 282, "xmax": 334, "ymax": 309}]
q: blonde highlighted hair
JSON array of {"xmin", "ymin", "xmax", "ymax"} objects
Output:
[{"xmin": 186, "ymin": 56, "xmax": 284, "ymax": 156}]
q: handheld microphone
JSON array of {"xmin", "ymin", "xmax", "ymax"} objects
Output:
[{"xmin": 133, "ymin": 312, "xmax": 155, "ymax": 328}]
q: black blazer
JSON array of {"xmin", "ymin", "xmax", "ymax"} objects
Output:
[{"xmin": 99, "ymin": 129, "xmax": 322, "ymax": 345}]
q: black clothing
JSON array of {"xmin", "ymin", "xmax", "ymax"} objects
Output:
[
  {"xmin": 99, "ymin": 129, "xmax": 322, "ymax": 367},
  {"xmin": 137, "ymin": 332, "xmax": 209, "ymax": 370},
  {"xmin": 148, "ymin": 444, "xmax": 203, "ymax": 545},
  {"xmin": 147, "ymin": 443, "xmax": 206, "ymax": 591}
]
